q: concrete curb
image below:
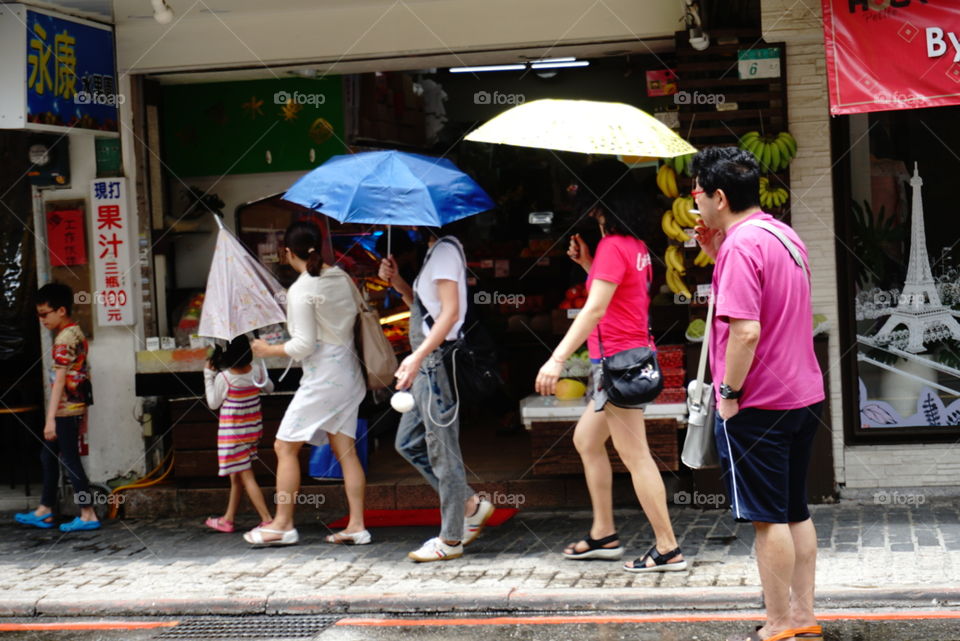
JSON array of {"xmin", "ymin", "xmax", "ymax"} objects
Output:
[{"xmin": 8, "ymin": 586, "xmax": 960, "ymax": 617}]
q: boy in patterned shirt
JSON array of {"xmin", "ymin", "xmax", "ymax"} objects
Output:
[{"xmin": 14, "ymin": 283, "xmax": 100, "ymax": 532}]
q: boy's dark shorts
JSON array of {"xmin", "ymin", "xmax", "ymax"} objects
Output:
[{"xmin": 714, "ymin": 401, "xmax": 824, "ymax": 524}]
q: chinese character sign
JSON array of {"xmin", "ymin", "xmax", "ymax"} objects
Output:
[
  {"xmin": 0, "ymin": 7, "xmax": 119, "ymax": 131},
  {"xmin": 90, "ymin": 178, "xmax": 133, "ymax": 326},
  {"xmin": 823, "ymin": 0, "xmax": 960, "ymax": 114},
  {"xmin": 46, "ymin": 208, "xmax": 87, "ymax": 267}
]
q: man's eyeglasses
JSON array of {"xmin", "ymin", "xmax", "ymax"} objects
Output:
[{"xmin": 37, "ymin": 310, "xmax": 55, "ymax": 319}]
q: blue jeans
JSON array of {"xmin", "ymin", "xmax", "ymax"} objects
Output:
[{"xmin": 395, "ymin": 351, "xmax": 474, "ymax": 541}]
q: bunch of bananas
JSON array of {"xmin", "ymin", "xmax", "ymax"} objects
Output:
[
  {"xmin": 656, "ymin": 164, "xmax": 679, "ymax": 198},
  {"xmin": 739, "ymin": 131, "xmax": 798, "ymax": 173},
  {"xmin": 759, "ymin": 177, "xmax": 790, "ymax": 209},
  {"xmin": 665, "ymin": 244, "xmax": 685, "ymax": 275},
  {"xmin": 661, "ymin": 210, "xmax": 691, "ymax": 243},
  {"xmin": 664, "ymin": 245, "xmax": 692, "ymax": 300},
  {"xmin": 664, "ymin": 153, "xmax": 695, "ymax": 177},
  {"xmin": 693, "ymin": 249, "xmax": 714, "ymax": 267},
  {"xmin": 671, "ymin": 196, "xmax": 697, "ymax": 227}
]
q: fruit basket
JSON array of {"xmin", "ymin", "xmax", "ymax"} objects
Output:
[{"xmin": 562, "ymin": 348, "xmax": 591, "ymax": 379}]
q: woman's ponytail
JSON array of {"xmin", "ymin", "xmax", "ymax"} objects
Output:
[
  {"xmin": 305, "ymin": 246, "xmax": 324, "ymax": 277},
  {"xmin": 284, "ymin": 220, "xmax": 326, "ymax": 276}
]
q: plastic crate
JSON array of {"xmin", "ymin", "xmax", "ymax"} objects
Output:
[
  {"xmin": 654, "ymin": 387, "xmax": 687, "ymax": 404},
  {"xmin": 657, "ymin": 345, "xmax": 685, "ymax": 370},
  {"xmin": 662, "ymin": 368, "xmax": 686, "ymax": 389}
]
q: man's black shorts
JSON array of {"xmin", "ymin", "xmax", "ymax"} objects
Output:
[{"xmin": 714, "ymin": 402, "xmax": 824, "ymax": 523}]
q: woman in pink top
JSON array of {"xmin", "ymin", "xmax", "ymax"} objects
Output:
[{"xmin": 535, "ymin": 160, "xmax": 685, "ymax": 573}]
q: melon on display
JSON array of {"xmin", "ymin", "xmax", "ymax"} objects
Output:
[{"xmin": 555, "ymin": 378, "xmax": 586, "ymax": 400}]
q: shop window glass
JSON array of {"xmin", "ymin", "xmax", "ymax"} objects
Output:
[{"xmin": 847, "ymin": 107, "xmax": 960, "ymax": 437}]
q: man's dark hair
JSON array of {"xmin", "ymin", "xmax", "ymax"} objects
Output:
[
  {"xmin": 574, "ymin": 159, "xmax": 655, "ymax": 239},
  {"xmin": 690, "ymin": 146, "xmax": 760, "ymax": 213},
  {"xmin": 36, "ymin": 282, "xmax": 73, "ymax": 315}
]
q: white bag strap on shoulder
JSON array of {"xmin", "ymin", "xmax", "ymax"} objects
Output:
[
  {"xmin": 743, "ymin": 219, "xmax": 811, "ymax": 284},
  {"xmin": 691, "ymin": 288, "xmax": 715, "ymax": 408}
]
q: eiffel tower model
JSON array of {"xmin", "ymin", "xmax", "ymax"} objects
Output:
[{"xmin": 873, "ymin": 163, "xmax": 960, "ymax": 353}]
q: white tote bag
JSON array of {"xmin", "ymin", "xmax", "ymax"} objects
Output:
[{"xmin": 682, "ymin": 289, "xmax": 719, "ymax": 469}]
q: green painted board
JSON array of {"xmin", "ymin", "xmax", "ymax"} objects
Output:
[
  {"xmin": 161, "ymin": 77, "xmax": 345, "ymax": 177},
  {"xmin": 95, "ymin": 137, "xmax": 121, "ymax": 176}
]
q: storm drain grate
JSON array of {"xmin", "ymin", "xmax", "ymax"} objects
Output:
[{"xmin": 155, "ymin": 615, "xmax": 340, "ymax": 639}]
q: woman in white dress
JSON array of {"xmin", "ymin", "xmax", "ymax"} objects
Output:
[{"xmin": 247, "ymin": 221, "xmax": 368, "ymax": 546}]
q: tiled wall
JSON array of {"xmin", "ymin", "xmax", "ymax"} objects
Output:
[{"xmin": 761, "ymin": 0, "xmax": 960, "ymax": 489}]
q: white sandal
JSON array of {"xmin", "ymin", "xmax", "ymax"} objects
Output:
[
  {"xmin": 324, "ymin": 529, "xmax": 372, "ymax": 545},
  {"xmin": 243, "ymin": 526, "xmax": 299, "ymax": 547}
]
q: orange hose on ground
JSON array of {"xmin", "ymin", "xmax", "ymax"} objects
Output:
[{"xmin": 107, "ymin": 451, "xmax": 175, "ymax": 519}]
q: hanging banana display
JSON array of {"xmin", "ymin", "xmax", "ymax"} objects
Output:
[
  {"xmin": 661, "ymin": 210, "xmax": 691, "ymax": 243},
  {"xmin": 664, "ymin": 153, "xmax": 695, "ymax": 177},
  {"xmin": 738, "ymin": 130, "xmax": 798, "ymax": 174},
  {"xmin": 656, "ymin": 164, "xmax": 679, "ymax": 198},
  {"xmin": 759, "ymin": 177, "xmax": 790, "ymax": 209},
  {"xmin": 693, "ymin": 249, "xmax": 714, "ymax": 267},
  {"xmin": 671, "ymin": 196, "xmax": 697, "ymax": 228},
  {"xmin": 665, "ymin": 245, "xmax": 692, "ymax": 300}
]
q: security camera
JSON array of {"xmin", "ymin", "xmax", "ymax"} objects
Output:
[{"xmin": 151, "ymin": 0, "xmax": 174, "ymax": 24}]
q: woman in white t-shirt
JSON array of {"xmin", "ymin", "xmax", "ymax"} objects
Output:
[{"xmin": 248, "ymin": 221, "xmax": 368, "ymax": 547}]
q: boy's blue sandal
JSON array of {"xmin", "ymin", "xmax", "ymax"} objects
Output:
[
  {"xmin": 59, "ymin": 517, "xmax": 101, "ymax": 532},
  {"xmin": 14, "ymin": 512, "xmax": 55, "ymax": 529}
]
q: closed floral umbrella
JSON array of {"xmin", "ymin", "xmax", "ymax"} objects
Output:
[
  {"xmin": 198, "ymin": 216, "xmax": 286, "ymax": 343},
  {"xmin": 464, "ymin": 98, "xmax": 697, "ymax": 157}
]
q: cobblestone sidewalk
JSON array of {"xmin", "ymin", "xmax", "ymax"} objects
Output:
[{"xmin": 1, "ymin": 501, "xmax": 958, "ymax": 615}]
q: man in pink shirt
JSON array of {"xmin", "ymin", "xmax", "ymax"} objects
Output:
[{"xmin": 692, "ymin": 147, "xmax": 825, "ymax": 641}]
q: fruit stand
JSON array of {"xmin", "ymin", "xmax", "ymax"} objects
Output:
[
  {"xmin": 519, "ymin": 343, "xmax": 689, "ymax": 476},
  {"xmin": 519, "ymin": 395, "xmax": 687, "ymax": 475}
]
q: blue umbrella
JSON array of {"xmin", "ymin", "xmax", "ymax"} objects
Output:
[{"xmin": 283, "ymin": 150, "xmax": 495, "ymax": 236}]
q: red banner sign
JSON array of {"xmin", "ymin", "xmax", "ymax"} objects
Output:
[
  {"xmin": 823, "ymin": 0, "xmax": 960, "ymax": 114},
  {"xmin": 46, "ymin": 208, "xmax": 87, "ymax": 267}
]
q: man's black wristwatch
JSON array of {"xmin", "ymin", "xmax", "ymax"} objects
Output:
[{"xmin": 718, "ymin": 383, "xmax": 743, "ymax": 400}]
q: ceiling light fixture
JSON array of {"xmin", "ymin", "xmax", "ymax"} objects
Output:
[
  {"xmin": 450, "ymin": 58, "xmax": 588, "ymax": 73},
  {"xmin": 530, "ymin": 60, "xmax": 589, "ymax": 70},
  {"xmin": 449, "ymin": 64, "xmax": 527, "ymax": 73},
  {"xmin": 151, "ymin": 0, "xmax": 174, "ymax": 24}
]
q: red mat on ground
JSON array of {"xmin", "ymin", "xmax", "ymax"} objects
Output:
[{"xmin": 327, "ymin": 508, "xmax": 518, "ymax": 529}]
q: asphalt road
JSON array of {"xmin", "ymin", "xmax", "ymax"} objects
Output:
[{"xmin": 1, "ymin": 612, "xmax": 959, "ymax": 640}]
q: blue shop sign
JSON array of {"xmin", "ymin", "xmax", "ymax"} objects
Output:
[
  {"xmin": 25, "ymin": 9, "xmax": 118, "ymax": 132},
  {"xmin": 0, "ymin": 5, "xmax": 117, "ymax": 132}
]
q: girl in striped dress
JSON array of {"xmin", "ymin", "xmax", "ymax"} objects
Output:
[{"xmin": 203, "ymin": 336, "xmax": 274, "ymax": 533}]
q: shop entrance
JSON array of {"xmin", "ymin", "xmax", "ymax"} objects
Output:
[{"xmin": 134, "ymin": 36, "xmax": 803, "ymax": 512}]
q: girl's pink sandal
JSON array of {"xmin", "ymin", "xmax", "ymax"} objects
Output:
[{"xmin": 204, "ymin": 517, "xmax": 235, "ymax": 533}]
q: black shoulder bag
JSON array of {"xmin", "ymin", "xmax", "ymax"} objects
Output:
[
  {"xmin": 596, "ymin": 246, "xmax": 663, "ymax": 408},
  {"xmin": 597, "ymin": 326, "xmax": 663, "ymax": 408}
]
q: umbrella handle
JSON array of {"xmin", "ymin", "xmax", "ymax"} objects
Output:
[{"xmin": 252, "ymin": 359, "xmax": 271, "ymax": 389}]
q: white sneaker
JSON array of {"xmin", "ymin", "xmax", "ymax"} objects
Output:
[
  {"xmin": 463, "ymin": 498, "xmax": 495, "ymax": 546},
  {"xmin": 408, "ymin": 536, "xmax": 464, "ymax": 563}
]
